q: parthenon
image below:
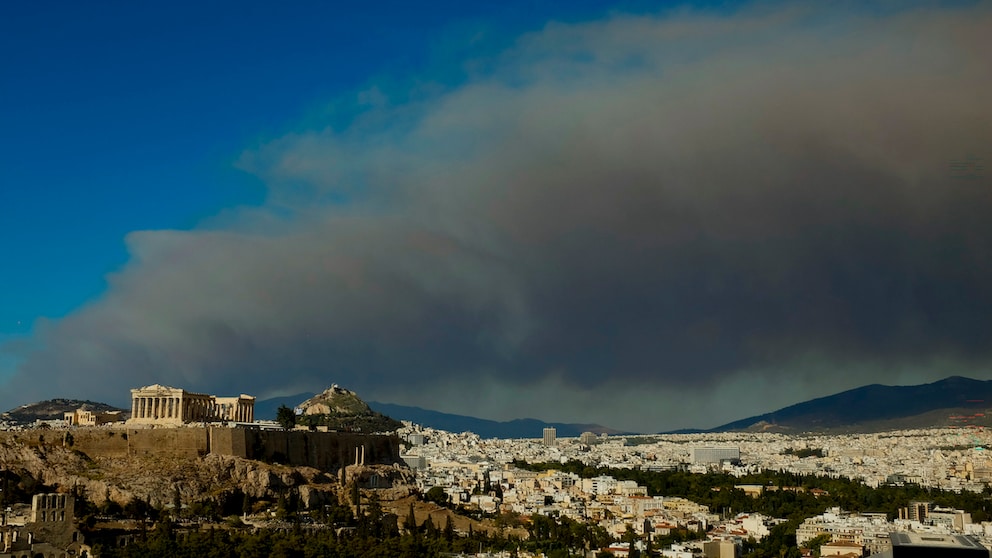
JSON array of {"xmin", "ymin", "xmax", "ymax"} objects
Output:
[{"xmin": 128, "ymin": 384, "xmax": 255, "ymax": 426}]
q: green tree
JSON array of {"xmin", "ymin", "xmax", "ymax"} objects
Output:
[
  {"xmin": 351, "ymin": 481, "xmax": 361, "ymax": 506},
  {"xmin": 404, "ymin": 502, "xmax": 417, "ymax": 533},
  {"xmin": 424, "ymin": 486, "xmax": 449, "ymax": 506},
  {"xmin": 444, "ymin": 515, "xmax": 455, "ymax": 543},
  {"xmin": 806, "ymin": 533, "xmax": 832, "ymax": 557},
  {"xmin": 276, "ymin": 405, "xmax": 296, "ymax": 429},
  {"xmin": 172, "ymin": 487, "xmax": 181, "ymax": 513}
]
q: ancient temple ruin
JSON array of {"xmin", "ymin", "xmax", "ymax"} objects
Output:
[{"xmin": 127, "ymin": 384, "xmax": 255, "ymax": 426}]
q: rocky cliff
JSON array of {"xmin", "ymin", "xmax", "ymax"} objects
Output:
[{"xmin": 0, "ymin": 428, "xmax": 413, "ymax": 510}]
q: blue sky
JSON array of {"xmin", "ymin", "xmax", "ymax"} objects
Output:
[
  {"xmin": 2, "ymin": 1, "xmax": 571, "ymax": 332},
  {"xmin": 2, "ymin": 1, "xmax": 990, "ymax": 431},
  {"xmin": 1, "ymin": 0, "xmax": 704, "ymax": 331},
  {"xmin": 2, "ymin": 2, "xmax": 640, "ymax": 339}
]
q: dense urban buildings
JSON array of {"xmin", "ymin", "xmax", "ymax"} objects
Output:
[
  {"xmin": 692, "ymin": 447, "xmax": 741, "ymax": 466},
  {"xmin": 395, "ymin": 422, "xmax": 992, "ymax": 555},
  {"xmin": 6, "ymin": 388, "xmax": 992, "ymax": 556}
]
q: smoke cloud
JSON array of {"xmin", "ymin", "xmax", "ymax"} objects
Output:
[{"xmin": 5, "ymin": 3, "xmax": 991, "ymax": 431}]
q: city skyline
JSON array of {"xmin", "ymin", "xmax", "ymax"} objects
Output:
[{"xmin": 2, "ymin": 1, "xmax": 991, "ymax": 432}]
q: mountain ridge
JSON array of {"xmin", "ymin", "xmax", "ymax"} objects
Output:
[
  {"xmin": 9, "ymin": 376, "xmax": 990, "ymax": 437},
  {"xmin": 367, "ymin": 401, "xmax": 627, "ymax": 438},
  {"xmin": 0, "ymin": 398, "xmax": 124, "ymax": 425},
  {"xmin": 707, "ymin": 375, "xmax": 992, "ymax": 433}
]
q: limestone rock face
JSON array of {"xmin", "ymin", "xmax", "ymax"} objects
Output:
[
  {"xmin": 298, "ymin": 385, "xmax": 371, "ymax": 416},
  {"xmin": 0, "ymin": 430, "xmax": 409, "ymax": 510},
  {"xmin": 295, "ymin": 385, "xmax": 402, "ymax": 433}
]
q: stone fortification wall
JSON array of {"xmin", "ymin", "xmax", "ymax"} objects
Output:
[
  {"xmin": 63, "ymin": 428, "xmax": 208, "ymax": 458},
  {"xmin": 235, "ymin": 430, "xmax": 400, "ymax": 469},
  {"xmin": 209, "ymin": 427, "xmax": 247, "ymax": 459},
  {"xmin": 45, "ymin": 427, "xmax": 401, "ymax": 471},
  {"xmin": 63, "ymin": 429, "xmax": 127, "ymax": 457},
  {"xmin": 130, "ymin": 428, "xmax": 210, "ymax": 457}
]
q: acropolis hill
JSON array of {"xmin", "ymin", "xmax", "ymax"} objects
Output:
[{"xmin": 0, "ymin": 384, "xmax": 410, "ymax": 511}]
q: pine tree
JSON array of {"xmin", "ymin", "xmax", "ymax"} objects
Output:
[
  {"xmin": 276, "ymin": 405, "xmax": 296, "ymax": 429},
  {"xmin": 444, "ymin": 515, "xmax": 454, "ymax": 543},
  {"xmin": 172, "ymin": 487, "xmax": 181, "ymax": 513},
  {"xmin": 404, "ymin": 502, "xmax": 417, "ymax": 533}
]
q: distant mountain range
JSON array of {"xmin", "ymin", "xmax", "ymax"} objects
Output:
[
  {"xmin": 252, "ymin": 392, "xmax": 623, "ymax": 438},
  {"xmin": 9, "ymin": 376, "xmax": 992, "ymax": 437},
  {"xmin": 362, "ymin": 376, "xmax": 992, "ymax": 436},
  {"xmin": 367, "ymin": 402, "xmax": 626, "ymax": 439},
  {"xmin": 708, "ymin": 376, "xmax": 992, "ymax": 433}
]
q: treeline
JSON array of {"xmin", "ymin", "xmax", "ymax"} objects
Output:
[
  {"xmin": 782, "ymin": 448, "xmax": 825, "ymax": 458},
  {"xmin": 90, "ymin": 495, "xmax": 522, "ymax": 558},
  {"xmin": 70, "ymin": 460, "xmax": 992, "ymax": 558},
  {"xmin": 87, "ymin": 491, "xmax": 617, "ymax": 558}
]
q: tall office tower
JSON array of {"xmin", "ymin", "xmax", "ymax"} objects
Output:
[{"xmin": 543, "ymin": 427, "xmax": 557, "ymax": 447}]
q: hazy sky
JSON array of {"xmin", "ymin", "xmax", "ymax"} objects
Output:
[{"xmin": 2, "ymin": 1, "xmax": 990, "ymax": 432}]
